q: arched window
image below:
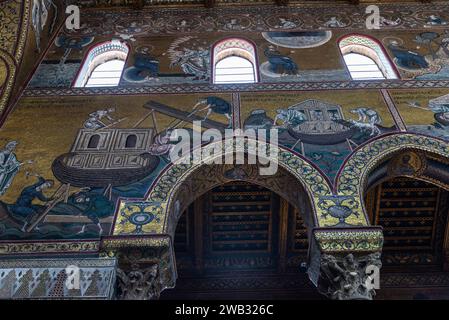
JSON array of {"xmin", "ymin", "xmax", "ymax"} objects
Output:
[
  {"xmin": 339, "ymin": 34, "xmax": 398, "ymax": 80},
  {"xmin": 212, "ymin": 38, "xmax": 258, "ymax": 84},
  {"xmin": 87, "ymin": 134, "xmax": 100, "ymax": 148},
  {"xmin": 74, "ymin": 40, "xmax": 129, "ymax": 88},
  {"xmin": 343, "ymin": 53, "xmax": 385, "ymax": 80},
  {"xmin": 125, "ymin": 134, "xmax": 137, "ymax": 148}
]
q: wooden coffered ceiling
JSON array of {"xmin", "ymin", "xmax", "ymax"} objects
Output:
[{"xmin": 73, "ymin": 0, "xmax": 438, "ymax": 9}]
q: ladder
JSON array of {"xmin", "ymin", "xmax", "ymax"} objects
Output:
[{"xmin": 26, "ymin": 183, "xmax": 71, "ymax": 233}]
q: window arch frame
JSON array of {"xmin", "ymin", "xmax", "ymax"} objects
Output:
[
  {"xmin": 211, "ymin": 37, "xmax": 260, "ymax": 84},
  {"xmin": 338, "ymin": 33, "xmax": 400, "ymax": 80},
  {"xmin": 73, "ymin": 40, "xmax": 130, "ymax": 88}
]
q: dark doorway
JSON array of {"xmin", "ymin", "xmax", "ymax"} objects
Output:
[{"xmin": 161, "ymin": 181, "xmax": 321, "ymax": 300}]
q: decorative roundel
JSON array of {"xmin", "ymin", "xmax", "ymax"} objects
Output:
[
  {"xmin": 129, "ymin": 212, "xmax": 155, "ymax": 226},
  {"xmin": 415, "ymin": 11, "xmax": 449, "ymax": 25},
  {"xmin": 65, "ymin": 19, "xmax": 105, "ymax": 36},
  {"xmin": 315, "ymin": 14, "xmax": 351, "ymax": 28},
  {"xmin": 217, "ymin": 15, "xmax": 253, "ymax": 32},
  {"xmin": 382, "ymin": 36, "xmax": 404, "ymax": 47},
  {"xmin": 378, "ymin": 11, "xmax": 404, "ymax": 27},
  {"xmin": 166, "ymin": 17, "xmax": 203, "ymax": 33},
  {"xmin": 265, "ymin": 15, "xmax": 303, "ymax": 30},
  {"xmin": 115, "ymin": 19, "xmax": 152, "ymax": 35}
]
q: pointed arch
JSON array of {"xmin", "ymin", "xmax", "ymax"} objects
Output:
[{"xmin": 336, "ymin": 133, "xmax": 449, "ymax": 197}]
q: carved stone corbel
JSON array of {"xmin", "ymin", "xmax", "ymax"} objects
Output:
[
  {"xmin": 318, "ymin": 252, "xmax": 382, "ymax": 300},
  {"xmin": 311, "ymin": 227, "xmax": 384, "ymax": 300},
  {"xmin": 100, "ymin": 235, "xmax": 177, "ymax": 300}
]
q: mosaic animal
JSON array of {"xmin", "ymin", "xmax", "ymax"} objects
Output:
[
  {"xmin": 388, "ymin": 43, "xmax": 429, "ymax": 69},
  {"xmin": 324, "ymin": 17, "xmax": 347, "ymax": 28},
  {"xmin": 264, "ymin": 47, "xmax": 298, "ymax": 75},
  {"xmin": 273, "ymin": 108, "xmax": 307, "ymax": 127},
  {"xmin": 426, "ymin": 15, "xmax": 448, "ymax": 26},
  {"xmin": 350, "ymin": 108, "xmax": 382, "ymax": 125},
  {"xmin": 347, "ymin": 108, "xmax": 382, "ymax": 137},
  {"xmin": 54, "ymin": 35, "xmax": 95, "ymax": 65},
  {"xmin": 347, "ymin": 119, "xmax": 381, "ymax": 136},
  {"xmin": 134, "ymin": 53, "xmax": 160, "ymax": 77},
  {"xmin": 191, "ymin": 97, "xmax": 232, "ymax": 127}
]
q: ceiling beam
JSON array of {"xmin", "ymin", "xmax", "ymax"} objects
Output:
[
  {"xmin": 131, "ymin": 0, "xmax": 145, "ymax": 9},
  {"xmin": 204, "ymin": 0, "xmax": 216, "ymax": 8},
  {"xmin": 275, "ymin": 0, "xmax": 289, "ymax": 6}
]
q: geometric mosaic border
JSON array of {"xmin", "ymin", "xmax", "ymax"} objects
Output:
[
  {"xmin": 0, "ymin": 240, "xmax": 100, "ymax": 257},
  {"xmin": 22, "ymin": 80, "xmax": 449, "ymax": 96}
]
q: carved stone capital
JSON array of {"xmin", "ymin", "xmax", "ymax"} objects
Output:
[
  {"xmin": 317, "ymin": 252, "xmax": 382, "ymax": 300},
  {"xmin": 116, "ymin": 264, "xmax": 161, "ymax": 300},
  {"xmin": 100, "ymin": 235, "xmax": 177, "ymax": 300}
]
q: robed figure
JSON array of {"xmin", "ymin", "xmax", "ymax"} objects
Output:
[{"xmin": 0, "ymin": 141, "xmax": 21, "ymax": 196}]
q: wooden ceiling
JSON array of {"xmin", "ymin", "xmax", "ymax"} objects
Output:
[{"xmin": 76, "ymin": 0, "xmax": 437, "ymax": 9}]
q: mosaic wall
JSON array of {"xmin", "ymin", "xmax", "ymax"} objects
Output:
[
  {"xmin": 0, "ymin": 0, "xmax": 64, "ymax": 120},
  {"xmin": 1, "ymin": 87, "xmax": 449, "ymax": 239},
  {"xmin": 1, "ymin": 2, "xmax": 449, "ymax": 243},
  {"xmin": 27, "ymin": 3, "xmax": 449, "ymax": 89}
]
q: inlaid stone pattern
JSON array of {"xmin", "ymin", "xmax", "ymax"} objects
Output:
[{"xmin": 0, "ymin": 258, "xmax": 116, "ymax": 299}]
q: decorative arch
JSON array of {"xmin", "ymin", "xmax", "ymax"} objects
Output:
[
  {"xmin": 0, "ymin": 51, "xmax": 16, "ymax": 116},
  {"xmin": 112, "ymin": 140, "xmax": 342, "ymax": 237},
  {"xmin": 73, "ymin": 40, "xmax": 129, "ymax": 87},
  {"xmin": 163, "ymin": 163, "xmax": 317, "ymax": 239},
  {"xmin": 0, "ymin": 0, "xmax": 30, "ymax": 121},
  {"xmin": 211, "ymin": 37, "xmax": 259, "ymax": 84},
  {"xmin": 365, "ymin": 150, "xmax": 449, "ymax": 193},
  {"xmin": 338, "ymin": 34, "xmax": 399, "ymax": 80},
  {"xmin": 336, "ymin": 133, "xmax": 449, "ymax": 198}
]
